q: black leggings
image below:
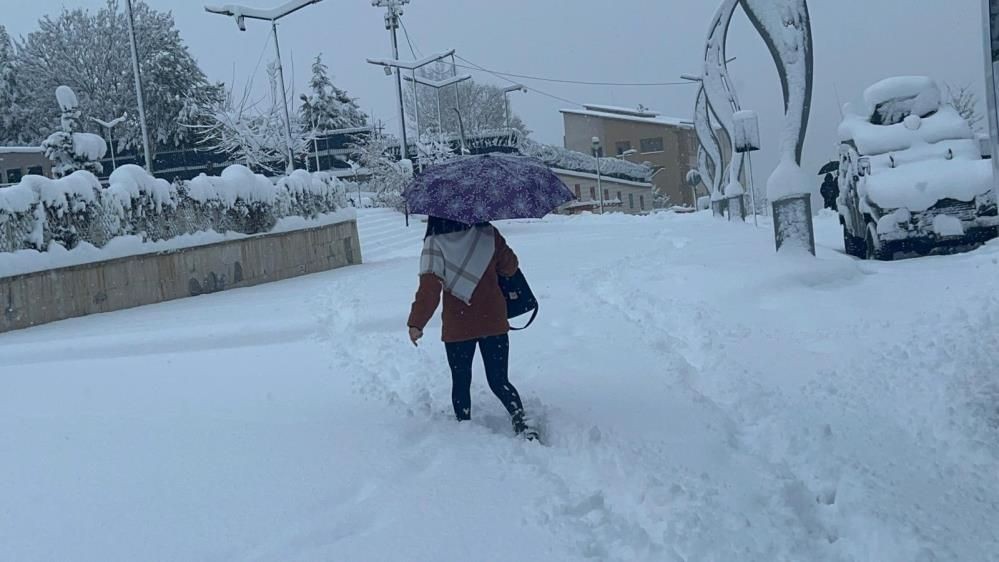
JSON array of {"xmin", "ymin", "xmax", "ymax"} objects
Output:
[{"xmin": 444, "ymin": 334, "xmax": 524, "ymax": 421}]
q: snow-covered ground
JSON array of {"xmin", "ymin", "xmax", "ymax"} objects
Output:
[{"xmin": 2, "ymin": 209, "xmax": 997, "ymax": 561}]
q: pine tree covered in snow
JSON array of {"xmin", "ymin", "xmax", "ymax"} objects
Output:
[
  {"xmin": 299, "ymin": 54, "xmax": 368, "ymax": 134},
  {"xmin": 11, "ymin": 1, "xmax": 223, "ymax": 153}
]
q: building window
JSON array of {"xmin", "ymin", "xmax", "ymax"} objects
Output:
[
  {"xmin": 629, "ymin": 193, "xmax": 635, "ymax": 209},
  {"xmin": 5, "ymin": 168, "xmax": 22, "ymax": 184},
  {"xmin": 615, "ymin": 140, "xmax": 632, "ymax": 155},
  {"xmin": 616, "ymin": 191, "xmax": 622, "ymax": 203},
  {"xmin": 574, "ymin": 184, "xmax": 581, "ymax": 199},
  {"xmin": 603, "ymin": 189, "xmax": 609, "ymax": 200},
  {"xmin": 590, "ymin": 186, "xmax": 596, "ymax": 200},
  {"xmin": 27, "ymin": 166, "xmax": 43, "ymax": 176},
  {"xmin": 640, "ymin": 195, "xmax": 646, "ymax": 210},
  {"xmin": 640, "ymin": 137, "xmax": 664, "ymax": 153}
]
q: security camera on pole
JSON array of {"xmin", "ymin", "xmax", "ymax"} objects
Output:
[{"xmin": 205, "ymin": 0, "xmax": 325, "ymax": 175}]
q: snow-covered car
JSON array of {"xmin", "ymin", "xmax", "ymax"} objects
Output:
[{"xmin": 837, "ymin": 76, "xmax": 999, "ymax": 260}]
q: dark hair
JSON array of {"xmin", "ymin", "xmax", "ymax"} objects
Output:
[{"xmin": 424, "ymin": 216, "xmax": 489, "ymax": 239}]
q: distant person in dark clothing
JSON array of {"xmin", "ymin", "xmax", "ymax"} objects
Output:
[{"xmin": 820, "ymin": 173, "xmax": 840, "ymax": 211}]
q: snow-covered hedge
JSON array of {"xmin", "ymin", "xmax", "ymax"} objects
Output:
[{"xmin": 0, "ymin": 165, "xmax": 346, "ymax": 256}]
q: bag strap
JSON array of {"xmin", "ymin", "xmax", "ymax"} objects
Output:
[{"xmin": 510, "ymin": 305, "xmax": 538, "ymax": 331}]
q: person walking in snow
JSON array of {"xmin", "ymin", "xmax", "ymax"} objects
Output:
[
  {"xmin": 821, "ymin": 172, "xmax": 840, "ymax": 211},
  {"xmin": 407, "ymin": 216, "xmax": 539, "ymax": 441}
]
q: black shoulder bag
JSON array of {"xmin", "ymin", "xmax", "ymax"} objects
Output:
[{"xmin": 498, "ymin": 269, "xmax": 539, "ymax": 331}]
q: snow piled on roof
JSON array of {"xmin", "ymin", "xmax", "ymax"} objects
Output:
[
  {"xmin": 561, "ymin": 107, "xmax": 693, "ymax": 128},
  {"xmin": 863, "ymin": 76, "xmax": 940, "ymax": 120},
  {"xmin": 0, "ymin": 146, "xmax": 44, "ymax": 154},
  {"xmin": 839, "ymin": 106, "xmax": 973, "ymax": 156}
]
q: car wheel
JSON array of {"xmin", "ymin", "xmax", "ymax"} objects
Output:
[
  {"xmin": 865, "ymin": 222, "xmax": 894, "ymax": 261},
  {"xmin": 843, "ymin": 226, "xmax": 865, "ymax": 257}
]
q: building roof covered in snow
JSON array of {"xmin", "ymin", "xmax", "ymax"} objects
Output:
[{"xmin": 560, "ymin": 105, "xmax": 694, "ymax": 129}]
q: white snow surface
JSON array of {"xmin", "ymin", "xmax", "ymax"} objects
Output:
[
  {"xmin": 863, "ymin": 158, "xmax": 993, "ymax": 212},
  {"xmin": 71, "ymin": 132, "xmax": 108, "ymax": 161},
  {"xmin": 862, "ymin": 76, "xmax": 940, "ymax": 119},
  {"xmin": 932, "ymin": 213, "xmax": 965, "ymax": 237},
  {"xmin": 188, "ymin": 164, "xmax": 277, "ymax": 206},
  {"xmin": 839, "ymin": 105, "xmax": 974, "ymax": 156},
  {"xmin": 108, "ymin": 164, "xmax": 176, "ymax": 213},
  {"xmin": 2, "ymin": 209, "xmax": 998, "ymax": 561},
  {"xmin": 55, "ymin": 85, "xmax": 78, "ymax": 111}
]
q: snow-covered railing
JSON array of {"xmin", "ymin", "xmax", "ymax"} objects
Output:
[
  {"xmin": 517, "ymin": 138, "xmax": 652, "ymax": 183},
  {"xmin": 0, "ymin": 164, "xmax": 347, "ymax": 256}
]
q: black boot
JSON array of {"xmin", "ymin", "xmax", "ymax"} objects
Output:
[{"xmin": 512, "ymin": 411, "xmax": 539, "ymax": 441}]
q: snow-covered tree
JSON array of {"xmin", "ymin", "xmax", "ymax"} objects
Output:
[
  {"xmin": 947, "ymin": 83, "xmax": 984, "ymax": 132},
  {"xmin": 403, "ymin": 62, "xmax": 529, "ymax": 137},
  {"xmin": 191, "ymin": 63, "xmax": 313, "ymax": 175},
  {"xmin": 352, "ymin": 133, "xmax": 412, "ymax": 211},
  {"xmin": 416, "ymin": 132, "xmax": 457, "ymax": 166},
  {"xmin": 11, "ymin": 1, "xmax": 223, "ymax": 153},
  {"xmin": 299, "ymin": 54, "xmax": 368, "ymax": 134},
  {"xmin": 41, "ymin": 86, "xmax": 107, "ymax": 177},
  {"xmin": 0, "ymin": 25, "xmax": 27, "ymax": 145}
]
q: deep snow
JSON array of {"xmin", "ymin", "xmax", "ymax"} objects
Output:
[{"xmin": 1, "ymin": 209, "xmax": 998, "ymax": 561}]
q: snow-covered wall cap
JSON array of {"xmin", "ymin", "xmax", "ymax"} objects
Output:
[
  {"xmin": 0, "ymin": 146, "xmax": 44, "ymax": 154},
  {"xmin": 863, "ymin": 76, "xmax": 940, "ymax": 119}
]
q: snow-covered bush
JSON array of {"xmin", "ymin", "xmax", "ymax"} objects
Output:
[
  {"xmin": 0, "ymin": 165, "xmax": 345, "ymax": 257},
  {"xmin": 352, "ymin": 134, "xmax": 412, "ymax": 212}
]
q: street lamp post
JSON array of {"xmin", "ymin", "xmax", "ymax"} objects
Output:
[
  {"xmin": 92, "ymin": 113, "xmax": 128, "ymax": 170},
  {"xmin": 124, "ymin": 0, "xmax": 153, "ymax": 173},
  {"xmin": 501, "ymin": 84, "xmax": 527, "ymax": 131},
  {"xmin": 205, "ymin": 0, "xmax": 324, "ymax": 175},
  {"xmin": 592, "ymin": 136, "xmax": 604, "ymax": 214}
]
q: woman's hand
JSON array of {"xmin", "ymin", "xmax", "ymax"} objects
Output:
[{"xmin": 408, "ymin": 327, "xmax": 423, "ymax": 347}]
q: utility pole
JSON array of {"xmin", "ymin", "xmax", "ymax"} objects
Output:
[
  {"xmin": 373, "ymin": 0, "xmax": 411, "ymax": 161},
  {"xmin": 124, "ymin": 0, "xmax": 153, "ymax": 173},
  {"xmin": 502, "ymin": 84, "xmax": 526, "ymax": 131}
]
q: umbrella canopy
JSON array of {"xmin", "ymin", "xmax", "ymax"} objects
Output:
[
  {"xmin": 403, "ymin": 153, "xmax": 575, "ymax": 224},
  {"xmin": 818, "ymin": 160, "xmax": 839, "ymax": 175}
]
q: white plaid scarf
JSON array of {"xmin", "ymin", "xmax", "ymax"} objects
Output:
[{"xmin": 420, "ymin": 226, "xmax": 496, "ymax": 305}]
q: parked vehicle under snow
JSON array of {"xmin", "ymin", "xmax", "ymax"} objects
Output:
[{"xmin": 836, "ymin": 76, "xmax": 998, "ymax": 260}]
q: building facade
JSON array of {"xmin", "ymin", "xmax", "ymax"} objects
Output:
[
  {"xmin": 561, "ymin": 104, "xmax": 699, "ymax": 207},
  {"xmin": 555, "ymin": 168, "xmax": 653, "ymax": 215},
  {"xmin": 0, "ymin": 147, "xmax": 52, "ymax": 186}
]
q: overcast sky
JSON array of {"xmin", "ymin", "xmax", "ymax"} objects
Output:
[{"xmin": 4, "ymin": 0, "xmax": 989, "ymax": 188}]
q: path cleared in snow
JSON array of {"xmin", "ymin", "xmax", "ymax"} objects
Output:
[{"xmin": 1, "ymin": 210, "xmax": 997, "ymax": 561}]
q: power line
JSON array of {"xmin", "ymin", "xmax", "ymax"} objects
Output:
[
  {"xmin": 399, "ymin": 18, "xmax": 422, "ymax": 58},
  {"xmin": 454, "ymin": 55, "xmax": 587, "ymax": 107},
  {"xmin": 453, "ymin": 56, "xmax": 696, "ymax": 88}
]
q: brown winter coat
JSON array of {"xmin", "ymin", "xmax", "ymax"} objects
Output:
[{"xmin": 408, "ymin": 232, "xmax": 519, "ymax": 343}]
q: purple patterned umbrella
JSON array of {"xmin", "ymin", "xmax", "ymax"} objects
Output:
[{"xmin": 403, "ymin": 153, "xmax": 575, "ymax": 224}]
